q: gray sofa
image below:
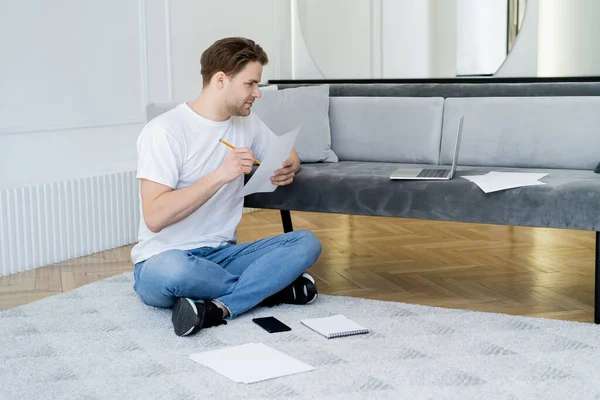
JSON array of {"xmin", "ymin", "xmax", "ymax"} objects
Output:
[
  {"xmin": 145, "ymin": 80, "xmax": 600, "ymax": 323},
  {"xmin": 244, "ymin": 81, "xmax": 600, "ymax": 323}
]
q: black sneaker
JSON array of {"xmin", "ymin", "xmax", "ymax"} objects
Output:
[
  {"xmin": 171, "ymin": 297, "xmax": 226, "ymax": 337},
  {"xmin": 261, "ymin": 272, "xmax": 318, "ymax": 307}
]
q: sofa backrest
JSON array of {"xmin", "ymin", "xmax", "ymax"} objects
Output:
[
  {"xmin": 146, "ymin": 102, "xmax": 179, "ymax": 121},
  {"xmin": 146, "ymin": 87, "xmax": 600, "ymax": 170},
  {"xmin": 440, "ymin": 96, "xmax": 600, "ymax": 170},
  {"xmin": 329, "ymin": 97, "xmax": 444, "ymax": 163},
  {"xmin": 274, "ymin": 81, "xmax": 600, "ymax": 98}
]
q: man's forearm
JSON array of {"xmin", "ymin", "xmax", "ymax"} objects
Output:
[{"xmin": 145, "ymin": 171, "xmax": 226, "ymax": 232}]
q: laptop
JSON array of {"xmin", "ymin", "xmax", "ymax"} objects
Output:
[{"xmin": 389, "ymin": 116, "xmax": 464, "ymax": 180}]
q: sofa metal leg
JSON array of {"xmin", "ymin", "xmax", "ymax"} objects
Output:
[
  {"xmin": 594, "ymin": 232, "xmax": 600, "ymax": 324},
  {"xmin": 280, "ymin": 210, "xmax": 294, "ymax": 233}
]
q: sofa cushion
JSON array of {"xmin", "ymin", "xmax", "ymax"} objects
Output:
[
  {"xmin": 440, "ymin": 96, "xmax": 600, "ymax": 170},
  {"xmin": 251, "ymin": 84, "xmax": 338, "ymax": 163},
  {"xmin": 244, "ymin": 162, "xmax": 600, "ymax": 231},
  {"xmin": 329, "ymin": 97, "xmax": 444, "ymax": 164},
  {"xmin": 146, "ymin": 102, "xmax": 178, "ymax": 121}
]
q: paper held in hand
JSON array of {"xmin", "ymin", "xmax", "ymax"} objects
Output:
[{"xmin": 240, "ymin": 126, "xmax": 301, "ymax": 197}]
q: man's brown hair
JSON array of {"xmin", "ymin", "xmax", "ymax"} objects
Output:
[{"xmin": 200, "ymin": 37, "xmax": 269, "ymax": 86}]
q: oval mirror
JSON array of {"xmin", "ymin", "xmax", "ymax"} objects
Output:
[{"xmin": 295, "ymin": 0, "xmax": 527, "ymax": 79}]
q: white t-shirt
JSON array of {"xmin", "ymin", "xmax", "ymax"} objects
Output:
[{"xmin": 130, "ymin": 103, "xmax": 276, "ymax": 265}]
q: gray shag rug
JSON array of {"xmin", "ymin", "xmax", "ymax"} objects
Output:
[{"xmin": 2, "ymin": 272, "xmax": 600, "ymax": 400}]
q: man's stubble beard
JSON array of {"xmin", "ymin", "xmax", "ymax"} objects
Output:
[{"xmin": 225, "ymin": 98, "xmax": 251, "ymax": 117}]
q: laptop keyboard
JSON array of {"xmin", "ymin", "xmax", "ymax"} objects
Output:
[{"xmin": 417, "ymin": 168, "xmax": 450, "ymax": 178}]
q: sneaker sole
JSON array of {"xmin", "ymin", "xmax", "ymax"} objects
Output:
[
  {"xmin": 172, "ymin": 297, "xmax": 202, "ymax": 337},
  {"xmin": 301, "ymin": 273, "xmax": 318, "ymax": 304}
]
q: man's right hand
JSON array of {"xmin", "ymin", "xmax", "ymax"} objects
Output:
[{"xmin": 217, "ymin": 147, "xmax": 256, "ymax": 183}]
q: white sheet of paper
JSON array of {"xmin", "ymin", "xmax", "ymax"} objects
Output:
[
  {"xmin": 461, "ymin": 172, "xmax": 548, "ymax": 193},
  {"xmin": 240, "ymin": 127, "xmax": 301, "ymax": 197},
  {"xmin": 189, "ymin": 342, "xmax": 315, "ymax": 384}
]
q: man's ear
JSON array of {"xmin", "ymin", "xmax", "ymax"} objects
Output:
[{"xmin": 214, "ymin": 71, "xmax": 226, "ymax": 89}]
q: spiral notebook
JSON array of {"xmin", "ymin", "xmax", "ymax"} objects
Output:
[{"xmin": 300, "ymin": 314, "xmax": 369, "ymax": 339}]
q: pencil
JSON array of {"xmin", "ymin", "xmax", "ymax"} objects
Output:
[{"xmin": 219, "ymin": 138, "xmax": 261, "ymax": 165}]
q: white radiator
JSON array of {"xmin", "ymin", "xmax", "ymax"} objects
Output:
[
  {"xmin": 0, "ymin": 171, "xmax": 261, "ymax": 277},
  {"xmin": 0, "ymin": 171, "xmax": 140, "ymax": 277}
]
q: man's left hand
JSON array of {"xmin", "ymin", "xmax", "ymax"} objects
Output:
[{"xmin": 271, "ymin": 158, "xmax": 299, "ymax": 186}]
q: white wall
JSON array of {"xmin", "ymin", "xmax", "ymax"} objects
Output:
[
  {"xmin": 495, "ymin": 0, "xmax": 539, "ymax": 77},
  {"xmin": 0, "ymin": 0, "xmax": 289, "ymax": 191},
  {"xmin": 456, "ymin": 0, "xmax": 507, "ymax": 76},
  {"xmin": 429, "ymin": 0, "xmax": 457, "ymax": 78},
  {"xmin": 297, "ymin": 0, "xmax": 372, "ymax": 79},
  {"xmin": 291, "ymin": 0, "xmax": 323, "ymax": 79},
  {"xmin": 0, "ymin": 0, "xmax": 147, "ymax": 190},
  {"xmin": 293, "ymin": 0, "xmax": 458, "ymax": 79},
  {"xmin": 169, "ymin": 0, "xmax": 288, "ymax": 102},
  {"xmin": 0, "ymin": 126, "xmax": 141, "ymax": 190},
  {"xmin": 498, "ymin": 0, "xmax": 600, "ymax": 77},
  {"xmin": 382, "ymin": 0, "xmax": 432, "ymax": 78},
  {"xmin": 538, "ymin": 0, "xmax": 600, "ymax": 77}
]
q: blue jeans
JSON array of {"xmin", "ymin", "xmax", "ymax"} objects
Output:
[{"xmin": 133, "ymin": 230, "xmax": 322, "ymax": 318}]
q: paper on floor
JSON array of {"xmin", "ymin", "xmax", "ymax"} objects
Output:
[
  {"xmin": 189, "ymin": 342, "xmax": 314, "ymax": 384},
  {"xmin": 240, "ymin": 127, "xmax": 301, "ymax": 197},
  {"xmin": 461, "ymin": 171, "xmax": 548, "ymax": 193}
]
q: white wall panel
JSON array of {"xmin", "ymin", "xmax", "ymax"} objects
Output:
[
  {"xmin": 168, "ymin": 0, "xmax": 282, "ymax": 102},
  {"xmin": 0, "ymin": 0, "xmax": 146, "ymax": 134}
]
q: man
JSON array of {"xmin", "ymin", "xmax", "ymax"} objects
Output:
[{"xmin": 131, "ymin": 37, "xmax": 322, "ymax": 337}]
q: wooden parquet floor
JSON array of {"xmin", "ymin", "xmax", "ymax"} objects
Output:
[{"xmin": 0, "ymin": 210, "xmax": 596, "ymax": 322}]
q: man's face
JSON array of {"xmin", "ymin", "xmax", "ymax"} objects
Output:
[{"xmin": 223, "ymin": 61, "xmax": 263, "ymax": 117}]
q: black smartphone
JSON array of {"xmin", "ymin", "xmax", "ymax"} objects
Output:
[{"xmin": 252, "ymin": 316, "xmax": 291, "ymax": 333}]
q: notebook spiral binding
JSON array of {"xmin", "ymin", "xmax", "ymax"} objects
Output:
[{"xmin": 328, "ymin": 328, "xmax": 369, "ymax": 338}]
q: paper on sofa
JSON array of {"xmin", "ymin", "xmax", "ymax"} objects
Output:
[{"xmin": 461, "ymin": 171, "xmax": 548, "ymax": 193}]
